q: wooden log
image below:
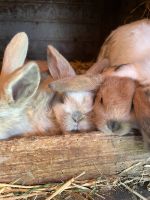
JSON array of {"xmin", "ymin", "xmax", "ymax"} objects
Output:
[{"xmin": 0, "ymin": 133, "xmax": 149, "ymax": 185}]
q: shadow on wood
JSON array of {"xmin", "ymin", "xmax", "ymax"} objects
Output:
[{"xmin": 0, "ymin": 132, "xmax": 149, "ymax": 185}]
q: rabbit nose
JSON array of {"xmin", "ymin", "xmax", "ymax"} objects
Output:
[
  {"xmin": 72, "ymin": 111, "xmax": 83, "ymax": 122},
  {"xmin": 107, "ymin": 120, "xmax": 121, "ymax": 132}
]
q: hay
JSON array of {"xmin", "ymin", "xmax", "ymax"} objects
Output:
[
  {"xmin": 0, "ymin": 157, "xmax": 149, "ymax": 200},
  {"xmin": 70, "ymin": 60, "xmax": 94, "ymax": 74}
]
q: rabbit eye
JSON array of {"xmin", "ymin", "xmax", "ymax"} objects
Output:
[
  {"xmin": 100, "ymin": 97, "xmax": 103, "ymax": 105},
  {"xmin": 130, "ymin": 102, "xmax": 134, "ymax": 111},
  {"xmin": 60, "ymin": 95, "xmax": 65, "ymax": 103}
]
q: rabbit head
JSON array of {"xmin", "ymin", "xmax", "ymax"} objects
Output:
[
  {"xmin": 133, "ymin": 85, "xmax": 150, "ymax": 149},
  {"xmin": 94, "ymin": 76, "xmax": 137, "ymax": 135},
  {"xmin": 52, "ymin": 91, "xmax": 95, "ymax": 132}
]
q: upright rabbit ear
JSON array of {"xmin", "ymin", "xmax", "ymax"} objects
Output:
[
  {"xmin": 1, "ymin": 32, "xmax": 28, "ymax": 76},
  {"xmin": 4, "ymin": 62, "xmax": 40, "ymax": 104},
  {"xmin": 47, "ymin": 45, "xmax": 76, "ymax": 80},
  {"xmin": 49, "ymin": 74, "xmax": 103, "ymax": 93},
  {"xmin": 86, "ymin": 58, "xmax": 110, "ymax": 75}
]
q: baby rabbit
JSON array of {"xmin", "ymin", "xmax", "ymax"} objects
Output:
[
  {"xmin": 93, "ymin": 76, "xmax": 137, "ymax": 135},
  {"xmin": 0, "ymin": 32, "xmax": 77, "ymax": 139},
  {"xmin": 47, "ymin": 47, "xmax": 101, "ymax": 132},
  {"xmin": 134, "ymin": 85, "xmax": 150, "ymax": 149}
]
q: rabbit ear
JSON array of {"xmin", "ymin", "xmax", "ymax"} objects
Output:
[
  {"xmin": 47, "ymin": 45, "xmax": 76, "ymax": 80},
  {"xmin": 49, "ymin": 74, "xmax": 103, "ymax": 93},
  {"xmin": 86, "ymin": 58, "xmax": 110, "ymax": 75},
  {"xmin": 1, "ymin": 32, "xmax": 28, "ymax": 76},
  {"xmin": 4, "ymin": 62, "xmax": 40, "ymax": 104}
]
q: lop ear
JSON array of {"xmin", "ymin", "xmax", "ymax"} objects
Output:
[
  {"xmin": 4, "ymin": 62, "xmax": 40, "ymax": 104},
  {"xmin": 1, "ymin": 32, "xmax": 28, "ymax": 76},
  {"xmin": 49, "ymin": 74, "xmax": 103, "ymax": 93},
  {"xmin": 86, "ymin": 58, "xmax": 110, "ymax": 75},
  {"xmin": 47, "ymin": 45, "xmax": 76, "ymax": 80}
]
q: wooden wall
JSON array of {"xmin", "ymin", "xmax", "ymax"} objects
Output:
[{"xmin": 0, "ymin": 0, "xmax": 145, "ymax": 61}]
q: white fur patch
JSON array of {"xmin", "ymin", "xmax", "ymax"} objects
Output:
[
  {"xmin": 67, "ymin": 91, "xmax": 92, "ymax": 103},
  {"xmin": 65, "ymin": 91, "xmax": 94, "ymax": 113}
]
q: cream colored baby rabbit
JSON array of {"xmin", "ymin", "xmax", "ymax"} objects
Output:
[{"xmin": 47, "ymin": 47, "xmax": 101, "ymax": 132}]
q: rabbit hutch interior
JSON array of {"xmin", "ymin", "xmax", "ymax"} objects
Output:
[{"xmin": 0, "ymin": 0, "xmax": 149, "ymax": 199}]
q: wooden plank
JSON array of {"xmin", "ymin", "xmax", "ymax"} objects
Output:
[
  {"xmin": 0, "ymin": 21, "xmax": 101, "ymax": 61},
  {"xmin": 0, "ymin": 133, "xmax": 148, "ymax": 185},
  {"xmin": 0, "ymin": 1, "xmax": 102, "ymax": 60},
  {"xmin": 0, "ymin": 22, "xmax": 100, "ymax": 41},
  {"xmin": 0, "ymin": 1, "xmax": 100, "ymax": 24},
  {"xmin": 0, "ymin": 39, "xmax": 100, "ymax": 60}
]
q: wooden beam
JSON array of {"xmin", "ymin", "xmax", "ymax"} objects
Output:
[{"xmin": 0, "ymin": 133, "xmax": 148, "ymax": 185}]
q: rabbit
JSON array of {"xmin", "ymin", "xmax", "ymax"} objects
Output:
[
  {"xmin": 0, "ymin": 32, "xmax": 78, "ymax": 139},
  {"xmin": 133, "ymin": 85, "xmax": 150, "ymax": 149},
  {"xmin": 48, "ymin": 46, "xmax": 102, "ymax": 133}
]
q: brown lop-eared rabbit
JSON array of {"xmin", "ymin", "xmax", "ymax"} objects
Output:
[
  {"xmin": 0, "ymin": 32, "xmax": 77, "ymax": 139},
  {"xmin": 49, "ymin": 19, "xmax": 150, "ymax": 141}
]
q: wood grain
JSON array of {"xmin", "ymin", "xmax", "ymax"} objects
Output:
[{"xmin": 0, "ymin": 133, "xmax": 148, "ymax": 185}]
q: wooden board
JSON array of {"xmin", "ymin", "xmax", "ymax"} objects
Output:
[
  {"xmin": 0, "ymin": 1, "xmax": 102, "ymax": 61},
  {"xmin": 0, "ymin": 133, "xmax": 149, "ymax": 185}
]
